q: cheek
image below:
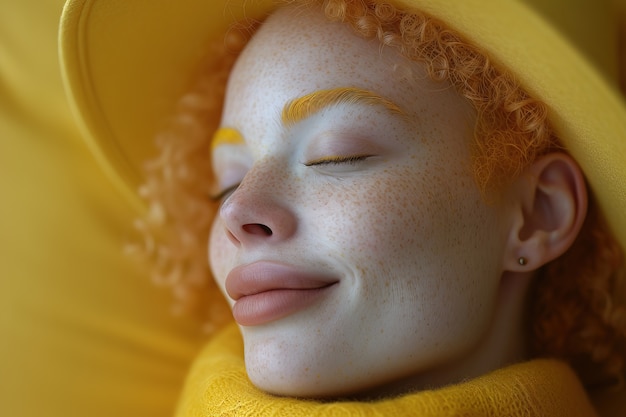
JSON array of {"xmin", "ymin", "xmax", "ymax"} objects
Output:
[
  {"xmin": 312, "ymin": 163, "xmax": 501, "ymax": 311},
  {"xmin": 314, "ymin": 165, "xmax": 482, "ymax": 260}
]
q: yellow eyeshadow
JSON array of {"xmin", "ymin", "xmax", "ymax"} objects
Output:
[{"xmin": 211, "ymin": 127, "xmax": 245, "ymax": 150}]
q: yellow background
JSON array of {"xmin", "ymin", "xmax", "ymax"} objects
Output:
[{"xmin": 1, "ymin": 1, "xmax": 204, "ymax": 415}]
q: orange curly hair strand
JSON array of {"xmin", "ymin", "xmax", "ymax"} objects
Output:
[{"xmin": 126, "ymin": 23, "xmax": 258, "ymax": 332}]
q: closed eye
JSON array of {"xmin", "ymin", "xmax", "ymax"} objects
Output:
[{"xmin": 304, "ymin": 155, "xmax": 372, "ymax": 167}]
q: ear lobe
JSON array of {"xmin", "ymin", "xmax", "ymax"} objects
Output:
[{"xmin": 504, "ymin": 153, "xmax": 588, "ymax": 272}]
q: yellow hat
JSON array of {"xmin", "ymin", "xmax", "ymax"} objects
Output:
[{"xmin": 59, "ymin": 0, "xmax": 626, "ymax": 247}]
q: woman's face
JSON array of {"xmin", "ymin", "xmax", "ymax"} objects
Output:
[{"xmin": 209, "ymin": 5, "xmax": 511, "ymax": 397}]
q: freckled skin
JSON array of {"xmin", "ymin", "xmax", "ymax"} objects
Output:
[{"xmin": 209, "ymin": 6, "xmax": 516, "ymax": 398}]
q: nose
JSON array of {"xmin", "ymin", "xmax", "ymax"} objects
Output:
[{"xmin": 218, "ymin": 171, "xmax": 297, "ymax": 248}]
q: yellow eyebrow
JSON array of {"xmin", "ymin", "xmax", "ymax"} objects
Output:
[
  {"xmin": 282, "ymin": 87, "xmax": 405, "ymax": 126},
  {"xmin": 211, "ymin": 127, "xmax": 245, "ymax": 151}
]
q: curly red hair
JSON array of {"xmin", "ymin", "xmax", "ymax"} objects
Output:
[{"xmin": 133, "ymin": 0, "xmax": 626, "ymax": 386}]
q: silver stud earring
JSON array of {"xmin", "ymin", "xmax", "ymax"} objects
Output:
[{"xmin": 518, "ymin": 257, "xmax": 528, "ymax": 266}]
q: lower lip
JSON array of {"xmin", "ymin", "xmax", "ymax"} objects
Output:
[{"xmin": 232, "ymin": 285, "xmax": 335, "ymax": 326}]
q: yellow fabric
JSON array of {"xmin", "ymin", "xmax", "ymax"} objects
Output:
[
  {"xmin": 1, "ymin": 1, "xmax": 204, "ymax": 416},
  {"xmin": 176, "ymin": 323, "xmax": 599, "ymax": 417}
]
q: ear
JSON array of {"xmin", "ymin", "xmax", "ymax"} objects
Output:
[{"xmin": 503, "ymin": 153, "xmax": 588, "ymax": 272}]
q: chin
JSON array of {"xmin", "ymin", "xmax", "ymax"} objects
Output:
[
  {"xmin": 244, "ymin": 349, "xmax": 418, "ymax": 400},
  {"xmin": 248, "ymin": 370, "xmax": 371, "ymax": 399},
  {"xmin": 243, "ymin": 349, "xmax": 368, "ymax": 399},
  {"xmin": 244, "ymin": 357, "xmax": 343, "ymax": 398}
]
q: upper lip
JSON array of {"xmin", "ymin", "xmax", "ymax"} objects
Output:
[{"xmin": 225, "ymin": 261, "xmax": 339, "ymax": 301}]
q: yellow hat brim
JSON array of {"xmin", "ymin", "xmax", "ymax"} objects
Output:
[{"xmin": 59, "ymin": 0, "xmax": 626, "ymax": 248}]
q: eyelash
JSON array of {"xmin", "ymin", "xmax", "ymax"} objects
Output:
[
  {"xmin": 303, "ymin": 154, "xmax": 372, "ymax": 166},
  {"xmin": 210, "ymin": 155, "xmax": 372, "ymax": 201},
  {"xmin": 209, "ymin": 183, "xmax": 240, "ymax": 202}
]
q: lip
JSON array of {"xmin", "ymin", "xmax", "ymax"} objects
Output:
[{"xmin": 225, "ymin": 261, "xmax": 339, "ymax": 326}]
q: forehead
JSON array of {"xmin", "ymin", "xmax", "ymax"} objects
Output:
[{"xmin": 221, "ymin": 5, "xmax": 473, "ymax": 142}]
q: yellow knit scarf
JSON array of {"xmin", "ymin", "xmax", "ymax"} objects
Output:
[{"xmin": 175, "ymin": 323, "xmax": 599, "ymax": 416}]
